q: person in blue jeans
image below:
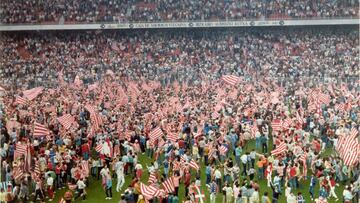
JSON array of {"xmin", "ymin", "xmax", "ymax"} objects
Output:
[
  {"xmin": 309, "ymin": 174, "xmax": 317, "ymax": 200},
  {"xmin": 235, "ymin": 145, "xmax": 242, "ymax": 167},
  {"xmin": 205, "ymin": 164, "xmax": 212, "ymax": 184},
  {"xmin": 105, "ymin": 176, "xmax": 112, "ymax": 200}
]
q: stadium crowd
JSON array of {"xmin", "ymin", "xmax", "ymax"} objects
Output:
[
  {"xmin": 0, "ymin": 27, "xmax": 359, "ymax": 91},
  {"xmin": 0, "ymin": 0, "xmax": 359, "ymax": 24},
  {"xmin": 0, "ymin": 26, "xmax": 359, "ymax": 203}
]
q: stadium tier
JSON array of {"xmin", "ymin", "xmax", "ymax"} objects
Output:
[
  {"xmin": 0, "ymin": 0, "xmax": 358, "ymax": 24},
  {"xmin": 0, "ymin": 3, "xmax": 359, "ymax": 203}
]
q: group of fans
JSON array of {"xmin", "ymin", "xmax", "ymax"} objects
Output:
[
  {"xmin": 0, "ymin": 25, "xmax": 359, "ymax": 203},
  {"xmin": 1, "ymin": 26, "xmax": 359, "ymax": 91},
  {"xmin": 0, "ymin": 0, "xmax": 359, "ymax": 24}
]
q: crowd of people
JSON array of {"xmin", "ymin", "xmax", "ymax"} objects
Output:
[
  {"xmin": 0, "ymin": 26, "xmax": 359, "ymax": 203},
  {"xmin": 0, "ymin": 0, "xmax": 359, "ymax": 24},
  {"xmin": 0, "ymin": 26, "xmax": 359, "ymax": 91}
]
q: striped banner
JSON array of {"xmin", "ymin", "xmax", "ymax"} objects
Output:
[
  {"xmin": 23, "ymin": 86, "xmax": 43, "ymax": 101},
  {"xmin": 271, "ymin": 142, "xmax": 287, "ymax": 156},
  {"xmin": 221, "ymin": 75, "xmax": 241, "ymax": 86},
  {"xmin": 33, "ymin": 122, "xmax": 50, "ymax": 137},
  {"xmin": 57, "ymin": 114, "xmax": 75, "ymax": 130},
  {"xmin": 161, "ymin": 176, "xmax": 175, "ymax": 194},
  {"xmin": 149, "ymin": 127, "xmax": 163, "ymax": 141}
]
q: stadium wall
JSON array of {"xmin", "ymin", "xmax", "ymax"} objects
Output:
[{"xmin": 0, "ymin": 19, "xmax": 359, "ymax": 31}]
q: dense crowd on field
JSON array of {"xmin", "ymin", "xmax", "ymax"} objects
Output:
[
  {"xmin": 0, "ymin": 26, "xmax": 359, "ymax": 203},
  {"xmin": 0, "ymin": 0, "xmax": 359, "ymax": 24}
]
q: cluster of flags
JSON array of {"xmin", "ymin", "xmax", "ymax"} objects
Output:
[
  {"xmin": 140, "ymin": 155, "xmax": 200, "ymax": 200},
  {"xmin": 5, "ymin": 71, "xmax": 359, "ymax": 203}
]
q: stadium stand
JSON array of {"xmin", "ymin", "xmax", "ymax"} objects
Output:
[{"xmin": 0, "ymin": 0, "xmax": 358, "ymax": 24}]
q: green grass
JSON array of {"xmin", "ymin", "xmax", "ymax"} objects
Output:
[{"xmin": 47, "ymin": 140, "xmax": 346, "ymax": 203}]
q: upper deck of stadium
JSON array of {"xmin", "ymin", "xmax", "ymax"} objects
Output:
[{"xmin": 1, "ymin": 0, "xmax": 358, "ymax": 25}]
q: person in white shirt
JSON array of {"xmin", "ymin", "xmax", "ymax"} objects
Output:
[
  {"xmin": 100, "ymin": 165, "xmax": 110, "ymax": 178},
  {"xmin": 286, "ymin": 192, "xmax": 297, "ymax": 203},
  {"xmin": 214, "ymin": 168, "xmax": 222, "ymax": 189},
  {"xmin": 75, "ymin": 178, "xmax": 87, "ymax": 200},
  {"xmin": 249, "ymin": 188, "xmax": 260, "ymax": 203},
  {"xmin": 46, "ymin": 174, "xmax": 54, "ymax": 201},
  {"xmin": 115, "ymin": 160, "xmax": 125, "ymax": 192},
  {"xmin": 241, "ymin": 153, "xmax": 248, "ymax": 176}
]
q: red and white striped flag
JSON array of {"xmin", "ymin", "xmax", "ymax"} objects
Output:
[
  {"xmin": 219, "ymin": 145, "xmax": 228, "ymax": 155},
  {"xmin": 336, "ymin": 135, "xmax": 346, "ymax": 154},
  {"xmin": 208, "ymin": 145, "xmax": 216, "ymax": 160},
  {"xmin": 13, "ymin": 166, "xmax": 24, "ymax": 182},
  {"xmin": 33, "ymin": 122, "xmax": 50, "ymax": 137},
  {"xmin": 148, "ymin": 172, "xmax": 157, "ymax": 185},
  {"xmin": 23, "ymin": 87, "xmax": 43, "ymax": 101},
  {"xmin": 15, "ymin": 96, "xmax": 29, "ymax": 106},
  {"xmin": 299, "ymin": 153, "xmax": 307, "ymax": 163},
  {"xmin": 161, "ymin": 176, "xmax": 175, "ymax": 194},
  {"xmin": 343, "ymin": 144, "xmax": 360, "ymax": 166},
  {"xmin": 81, "ymin": 161, "xmax": 89, "ymax": 177},
  {"xmin": 149, "ymin": 127, "xmax": 164, "ymax": 141},
  {"xmin": 95, "ymin": 144, "xmax": 103, "ymax": 153},
  {"xmin": 166, "ymin": 133, "xmax": 177, "ymax": 143},
  {"xmin": 316, "ymin": 93, "xmax": 330, "ymax": 105},
  {"xmin": 221, "ymin": 75, "xmax": 241, "ymax": 86},
  {"xmin": 34, "ymin": 160, "xmax": 41, "ymax": 175},
  {"xmin": 24, "ymin": 144, "xmax": 31, "ymax": 172},
  {"xmin": 282, "ymin": 118, "xmax": 292, "ymax": 129},
  {"xmin": 85, "ymin": 104, "xmax": 102, "ymax": 131},
  {"xmin": 271, "ymin": 142, "xmax": 287, "ymax": 156},
  {"xmin": 14, "ymin": 143, "xmax": 27, "ymax": 160},
  {"xmin": 271, "ymin": 120, "xmax": 282, "ymax": 132},
  {"xmin": 296, "ymin": 111, "xmax": 303, "ymax": 124},
  {"xmin": 140, "ymin": 182, "xmax": 160, "ymax": 200},
  {"xmin": 157, "ymin": 138, "xmax": 165, "ymax": 147},
  {"xmin": 334, "ymin": 103, "xmax": 345, "ymax": 111},
  {"xmin": 57, "ymin": 114, "xmax": 75, "ymax": 130},
  {"xmin": 339, "ymin": 135, "xmax": 358, "ymax": 157},
  {"xmin": 212, "ymin": 111, "xmax": 220, "ymax": 119},
  {"xmin": 189, "ymin": 160, "xmax": 200, "ymax": 171},
  {"xmin": 350, "ymin": 127, "xmax": 358, "ymax": 139}
]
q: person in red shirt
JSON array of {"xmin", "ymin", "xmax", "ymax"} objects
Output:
[
  {"xmin": 184, "ymin": 170, "xmax": 191, "ymax": 196},
  {"xmin": 81, "ymin": 142, "xmax": 90, "ymax": 161},
  {"xmin": 178, "ymin": 139, "xmax": 185, "ymax": 149},
  {"xmin": 55, "ymin": 164, "xmax": 62, "ymax": 189},
  {"xmin": 328, "ymin": 176, "xmax": 338, "ymax": 201},
  {"xmin": 289, "ymin": 164, "xmax": 297, "ymax": 189},
  {"xmin": 47, "ymin": 159, "xmax": 53, "ymax": 170}
]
